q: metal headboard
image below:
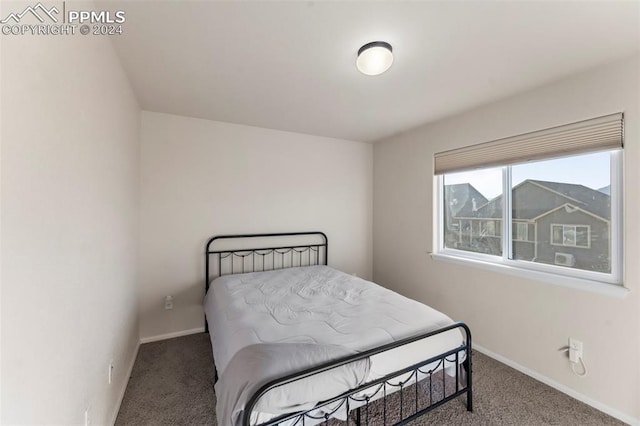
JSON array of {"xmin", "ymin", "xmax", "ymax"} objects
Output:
[{"xmin": 204, "ymin": 232, "xmax": 328, "ymax": 293}]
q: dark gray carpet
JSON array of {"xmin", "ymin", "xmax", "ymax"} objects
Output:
[{"xmin": 115, "ymin": 333, "xmax": 623, "ymax": 426}]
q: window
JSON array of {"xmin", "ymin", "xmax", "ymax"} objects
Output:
[
  {"xmin": 434, "ymin": 113, "xmax": 623, "ymax": 286},
  {"xmin": 514, "ymin": 222, "xmax": 528, "ymax": 241},
  {"xmin": 551, "ymin": 225, "xmax": 590, "ymax": 248},
  {"xmin": 482, "ymin": 221, "xmax": 496, "ymax": 236}
]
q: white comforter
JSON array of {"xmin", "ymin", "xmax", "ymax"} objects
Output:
[
  {"xmin": 216, "ymin": 342, "xmax": 371, "ymax": 426},
  {"xmin": 204, "ymin": 266, "xmax": 463, "ymax": 425}
]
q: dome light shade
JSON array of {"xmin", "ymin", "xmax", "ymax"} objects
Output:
[{"xmin": 356, "ymin": 41, "xmax": 393, "ymax": 76}]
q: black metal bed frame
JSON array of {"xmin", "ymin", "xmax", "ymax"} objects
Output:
[{"xmin": 205, "ymin": 232, "xmax": 472, "ymax": 426}]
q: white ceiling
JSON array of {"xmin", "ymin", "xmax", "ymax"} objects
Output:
[{"xmin": 107, "ymin": 1, "xmax": 640, "ymax": 142}]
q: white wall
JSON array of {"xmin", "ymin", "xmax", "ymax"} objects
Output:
[
  {"xmin": 139, "ymin": 112, "xmax": 373, "ymax": 340},
  {"xmin": 1, "ymin": 30, "xmax": 140, "ymax": 425},
  {"xmin": 373, "ymin": 55, "xmax": 640, "ymax": 422}
]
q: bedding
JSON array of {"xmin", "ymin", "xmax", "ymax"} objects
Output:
[
  {"xmin": 216, "ymin": 342, "xmax": 371, "ymax": 426},
  {"xmin": 204, "ymin": 265, "xmax": 464, "ymax": 425}
]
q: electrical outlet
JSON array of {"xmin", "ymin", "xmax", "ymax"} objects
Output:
[
  {"xmin": 84, "ymin": 406, "xmax": 91, "ymax": 426},
  {"xmin": 108, "ymin": 360, "xmax": 114, "ymax": 384},
  {"xmin": 569, "ymin": 338, "xmax": 583, "ymax": 363},
  {"xmin": 165, "ymin": 296, "xmax": 173, "ymax": 310}
]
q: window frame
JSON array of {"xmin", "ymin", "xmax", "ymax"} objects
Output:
[
  {"xmin": 550, "ymin": 224, "xmax": 591, "ymax": 249},
  {"xmin": 434, "ymin": 150, "xmax": 624, "ymax": 290}
]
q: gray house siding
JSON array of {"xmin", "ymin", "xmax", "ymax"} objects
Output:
[
  {"xmin": 513, "ymin": 240, "xmax": 535, "ymax": 260},
  {"xmin": 535, "ymin": 209, "xmax": 610, "ymax": 272},
  {"xmin": 512, "ymin": 183, "xmax": 578, "ymax": 220}
]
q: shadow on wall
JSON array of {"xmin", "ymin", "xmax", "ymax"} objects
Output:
[{"xmin": 139, "ymin": 281, "xmax": 206, "ymax": 340}]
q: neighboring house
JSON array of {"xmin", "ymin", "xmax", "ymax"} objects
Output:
[
  {"xmin": 445, "ymin": 183, "xmax": 488, "ymax": 217},
  {"xmin": 598, "ymin": 185, "xmax": 611, "ymax": 195},
  {"xmin": 443, "ymin": 183, "xmax": 491, "ymax": 252},
  {"xmin": 445, "ymin": 180, "xmax": 611, "ymax": 273}
]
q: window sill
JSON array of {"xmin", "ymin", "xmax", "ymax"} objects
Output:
[{"xmin": 430, "ymin": 252, "xmax": 629, "ymax": 299}]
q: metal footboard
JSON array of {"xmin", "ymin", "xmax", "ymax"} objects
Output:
[{"xmin": 243, "ymin": 322, "xmax": 472, "ymax": 426}]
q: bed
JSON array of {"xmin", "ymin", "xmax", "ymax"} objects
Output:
[{"xmin": 203, "ymin": 232, "xmax": 472, "ymax": 426}]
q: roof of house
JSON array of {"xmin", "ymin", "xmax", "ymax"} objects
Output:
[
  {"xmin": 445, "ymin": 183, "xmax": 488, "ymax": 218},
  {"xmin": 459, "ymin": 179, "xmax": 610, "ymax": 220}
]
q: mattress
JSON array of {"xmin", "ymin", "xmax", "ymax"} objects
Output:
[{"xmin": 204, "ymin": 265, "xmax": 464, "ymax": 425}]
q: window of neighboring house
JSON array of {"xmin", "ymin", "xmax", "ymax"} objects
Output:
[
  {"xmin": 434, "ymin": 113, "xmax": 623, "ymax": 287},
  {"xmin": 482, "ymin": 220, "xmax": 496, "ymax": 236},
  {"xmin": 551, "ymin": 224, "xmax": 590, "ymax": 248},
  {"xmin": 514, "ymin": 222, "xmax": 528, "ymax": 241}
]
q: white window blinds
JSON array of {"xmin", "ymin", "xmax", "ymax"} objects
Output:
[{"xmin": 434, "ymin": 113, "xmax": 623, "ymax": 175}]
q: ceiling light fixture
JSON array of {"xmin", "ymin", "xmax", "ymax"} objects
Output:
[{"xmin": 356, "ymin": 41, "xmax": 393, "ymax": 76}]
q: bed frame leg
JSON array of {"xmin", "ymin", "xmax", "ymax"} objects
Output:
[
  {"xmin": 355, "ymin": 406, "xmax": 361, "ymax": 426},
  {"xmin": 463, "ymin": 356, "xmax": 473, "ymax": 412}
]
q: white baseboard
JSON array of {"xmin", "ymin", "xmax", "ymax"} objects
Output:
[
  {"xmin": 110, "ymin": 340, "xmax": 140, "ymax": 426},
  {"xmin": 139, "ymin": 326, "xmax": 206, "ymax": 344},
  {"xmin": 473, "ymin": 344, "xmax": 639, "ymax": 426}
]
